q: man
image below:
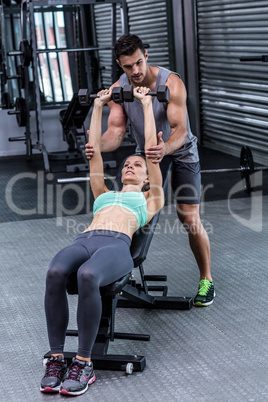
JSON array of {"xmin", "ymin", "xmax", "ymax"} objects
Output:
[{"xmin": 85, "ymin": 34, "xmax": 215, "ymax": 306}]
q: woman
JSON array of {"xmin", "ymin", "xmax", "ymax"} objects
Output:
[{"xmin": 40, "ymin": 87, "xmax": 164, "ymax": 396}]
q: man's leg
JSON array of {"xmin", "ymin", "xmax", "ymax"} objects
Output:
[
  {"xmin": 176, "ymin": 203, "xmax": 212, "ymax": 282},
  {"xmin": 171, "ymin": 160, "xmax": 215, "ymax": 306}
]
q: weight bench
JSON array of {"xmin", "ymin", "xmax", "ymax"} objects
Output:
[
  {"xmin": 55, "ymin": 94, "xmax": 116, "ymax": 172},
  {"xmin": 50, "ymin": 93, "xmax": 92, "ymax": 172},
  {"xmin": 44, "ymin": 156, "xmax": 193, "ymax": 373},
  {"xmin": 116, "ymin": 156, "xmax": 193, "ymax": 311},
  {"xmin": 44, "ymin": 271, "xmax": 146, "ymax": 373}
]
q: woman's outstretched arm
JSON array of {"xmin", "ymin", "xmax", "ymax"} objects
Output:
[
  {"xmin": 133, "ymin": 87, "xmax": 165, "ymax": 220},
  {"xmin": 88, "ymin": 89, "xmax": 112, "ymax": 199}
]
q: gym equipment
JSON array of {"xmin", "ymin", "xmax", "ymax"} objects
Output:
[
  {"xmin": 17, "ymin": 65, "xmax": 25, "ymax": 89},
  {"xmin": 0, "ymin": 92, "xmax": 13, "ymax": 109},
  {"xmin": 44, "ymin": 272, "xmax": 147, "ymax": 372},
  {"xmin": 0, "ymin": 63, "xmax": 25, "ymax": 88},
  {"xmin": 7, "ymin": 97, "xmax": 27, "ymax": 127},
  {"xmin": 4, "ymin": 0, "xmax": 128, "ymax": 172},
  {"xmin": 240, "ymin": 147, "xmax": 255, "ymax": 193},
  {"xmin": 122, "ymin": 84, "xmax": 170, "ymax": 103},
  {"xmin": 58, "ymin": 92, "xmax": 92, "ymax": 171},
  {"xmin": 78, "ymin": 87, "xmax": 122, "ymax": 105},
  {"xmin": 5, "ymin": 40, "xmax": 32, "ymax": 67},
  {"xmin": 201, "ymin": 146, "xmax": 268, "ymax": 193},
  {"xmin": 78, "ymin": 85, "xmax": 170, "ymax": 106},
  {"xmin": 45, "ymin": 157, "xmax": 192, "ymax": 372},
  {"xmin": 55, "ymin": 93, "xmax": 116, "ymax": 172},
  {"xmin": 0, "ymin": 63, "xmax": 7, "ymax": 84},
  {"xmin": 114, "ymin": 156, "xmax": 192, "ymax": 311}
]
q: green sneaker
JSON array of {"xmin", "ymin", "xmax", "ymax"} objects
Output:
[{"xmin": 194, "ymin": 279, "xmax": 215, "ymax": 306}]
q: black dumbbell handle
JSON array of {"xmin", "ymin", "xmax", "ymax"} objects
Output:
[
  {"xmin": 124, "ymin": 85, "xmax": 157, "ymax": 97},
  {"xmin": 89, "ymin": 94, "xmax": 99, "ymax": 99},
  {"xmin": 146, "ymin": 91, "xmax": 157, "ymax": 96}
]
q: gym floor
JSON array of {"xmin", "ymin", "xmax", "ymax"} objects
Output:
[{"xmin": 1, "ymin": 146, "xmax": 268, "ymax": 401}]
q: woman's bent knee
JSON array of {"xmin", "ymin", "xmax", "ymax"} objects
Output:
[
  {"xmin": 77, "ymin": 266, "xmax": 100, "ymax": 289},
  {"xmin": 46, "ymin": 262, "xmax": 70, "ymax": 284}
]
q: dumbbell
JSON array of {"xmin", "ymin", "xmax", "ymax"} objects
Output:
[
  {"xmin": 78, "ymin": 88, "xmax": 122, "ymax": 106},
  {"xmin": 121, "ymin": 85, "xmax": 170, "ymax": 103}
]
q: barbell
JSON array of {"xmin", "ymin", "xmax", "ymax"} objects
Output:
[{"xmin": 202, "ymin": 146, "xmax": 267, "ymax": 193}]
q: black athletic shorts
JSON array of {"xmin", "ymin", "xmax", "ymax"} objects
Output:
[{"xmin": 171, "ymin": 160, "xmax": 201, "ymax": 205}]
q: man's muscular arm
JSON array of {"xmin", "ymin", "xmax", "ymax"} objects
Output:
[
  {"xmin": 85, "ymin": 82, "xmax": 127, "ymax": 159},
  {"xmin": 145, "ymin": 74, "xmax": 188, "ymax": 162},
  {"xmin": 100, "ymin": 98, "xmax": 127, "ymax": 151}
]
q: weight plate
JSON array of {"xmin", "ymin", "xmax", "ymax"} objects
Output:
[
  {"xmin": 112, "ymin": 86, "xmax": 123, "ymax": 104},
  {"xmin": 1, "ymin": 92, "xmax": 12, "ymax": 109},
  {"xmin": 19, "ymin": 40, "xmax": 32, "ymax": 67},
  {"xmin": 240, "ymin": 146, "xmax": 254, "ymax": 193},
  {"xmin": 123, "ymin": 84, "xmax": 134, "ymax": 102},
  {"xmin": 1, "ymin": 62, "xmax": 7, "ymax": 85},
  {"xmin": 17, "ymin": 65, "xmax": 25, "ymax": 89},
  {"xmin": 157, "ymin": 85, "xmax": 170, "ymax": 103},
  {"xmin": 15, "ymin": 97, "xmax": 27, "ymax": 127}
]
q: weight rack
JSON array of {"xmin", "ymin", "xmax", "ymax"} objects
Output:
[{"xmin": 2, "ymin": 0, "xmax": 128, "ymax": 172}]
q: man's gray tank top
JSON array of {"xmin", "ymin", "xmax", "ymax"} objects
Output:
[{"xmin": 119, "ymin": 66, "xmax": 199, "ymax": 162}]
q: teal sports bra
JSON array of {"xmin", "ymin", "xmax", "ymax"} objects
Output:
[{"xmin": 93, "ymin": 191, "xmax": 148, "ymax": 229}]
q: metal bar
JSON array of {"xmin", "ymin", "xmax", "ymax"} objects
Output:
[
  {"xmin": 114, "ymin": 332, "xmax": 150, "ymax": 341},
  {"xmin": 33, "ymin": 0, "xmax": 124, "ymax": 6},
  {"xmin": 66, "ymin": 329, "xmax": 78, "ymax": 336},
  {"xmin": 120, "ymin": 0, "xmax": 128, "ymax": 35},
  {"xmin": 21, "ymin": 0, "xmax": 27, "ymax": 40},
  {"xmin": 20, "ymin": 0, "xmax": 32, "ymax": 160},
  {"xmin": 8, "ymin": 136, "xmax": 27, "ymax": 142},
  {"xmin": 42, "ymin": 12, "xmax": 56, "ymax": 102},
  {"xmin": 57, "ymin": 166, "xmax": 268, "ymax": 183},
  {"xmin": 29, "ymin": 0, "xmax": 50, "ymax": 172},
  {"xmin": 201, "ymin": 166, "xmax": 268, "ymax": 174},
  {"xmin": 111, "ymin": 3, "xmax": 117, "ymax": 82},
  {"xmin": 7, "ymin": 46, "xmax": 114, "ymax": 57},
  {"xmin": 52, "ymin": 12, "xmax": 65, "ymax": 100},
  {"xmin": 240, "ymin": 55, "xmax": 268, "ymax": 62},
  {"xmin": 37, "ymin": 46, "xmax": 114, "ymax": 53},
  {"xmin": 57, "ymin": 176, "xmax": 116, "ymax": 183},
  {"xmin": 201, "ymin": 167, "xmax": 246, "ymax": 174},
  {"xmin": 255, "ymin": 166, "xmax": 268, "ymax": 172}
]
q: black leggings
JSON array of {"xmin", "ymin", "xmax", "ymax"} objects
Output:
[{"xmin": 45, "ymin": 230, "xmax": 133, "ymax": 358}]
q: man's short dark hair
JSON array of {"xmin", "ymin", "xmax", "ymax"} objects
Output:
[{"xmin": 114, "ymin": 34, "xmax": 145, "ymax": 60}]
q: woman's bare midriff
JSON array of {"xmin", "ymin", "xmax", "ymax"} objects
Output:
[{"xmin": 83, "ymin": 206, "xmax": 140, "ymax": 239}]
